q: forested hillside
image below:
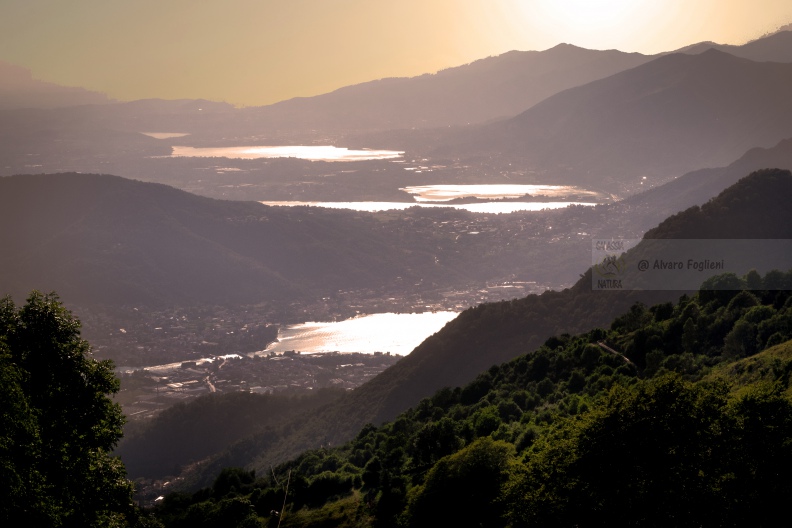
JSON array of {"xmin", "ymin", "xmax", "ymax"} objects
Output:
[
  {"xmin": 151, "ymin": 267, "xmax": 792, "ymax": 527},
  {"xmin": 180, "ymin": 169, "xmax": 792, "ymax": 477}
]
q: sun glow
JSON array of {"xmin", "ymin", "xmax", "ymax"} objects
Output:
[
  {"xmin": 506, "ymin": 0, "xmax": 675, "ymax": 51},
  {"xmin": 536, "ymin": 0, "xmax": 640, "ymax": 28},
  {"xmin": 541, "ymin": 0, "xmax": 659, "ymax": 43},
  {"xmin": 2, "ymin": 0, "xmax": 791, "ymax": 105}
]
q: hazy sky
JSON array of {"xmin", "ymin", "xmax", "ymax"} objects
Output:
[{"xmin": 1, "ymin": 0, "xmax": 791, "ymax": 107}]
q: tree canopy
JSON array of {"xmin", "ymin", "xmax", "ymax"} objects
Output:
[
  {"xmin": 506, "ymin": 375, "xmax": 792, "ymax": 527},
  {"xmin": 0, "ymin": 292, "xmax": 137, "ymax": 527}
]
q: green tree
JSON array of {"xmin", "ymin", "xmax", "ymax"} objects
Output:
[
  {"xmin": 0, "ymin": 341, "xmax": 45, "ymax": 523},
  {"xmin": 725, "ymin": 383, "xmax": 792, "ymax": 526},
  {"xmin": 410, "ymin": 417, "xmax": 462, "ymax": 467},
  {"xmin": 724, "ymin": 319, "xmax": 758, "ymax": 358},
  {"xmin": 404, "ymin": 437, "xmax": 515, "ymax": 528},
  {"xmin": 506, "ymin": 374, "xmax": 792, "ymax": 528},
  {"xmin": 0, "ymin": 292, "xmax": 134, "ymax": 527}
]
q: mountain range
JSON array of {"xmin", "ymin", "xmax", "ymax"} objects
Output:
[
  {"xmin": 192, "ymin": 29, "xmax": 792, "ymax": 137},
  {"xmin": 242, "ymin": 44, "xmax": 651, "ymax": 132},
  {"xmin": 243, "ymin": 29, "xmax": 792, "ymax": 136},
  {"xmin": 3, "ymin": 31, "xmax": 792, "ymax": 203},
  {"xmin": 0, "ymin": 60, "xmax": 111, "ymax": 110},
  {"xmin": 422, "ymin": 48, "xmax": 792, "ymax": 194},
  {"xmin": 673, "ymin": 27, "xmax": 792, "ymax": 62}
]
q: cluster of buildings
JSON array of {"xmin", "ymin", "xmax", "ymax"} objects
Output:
[{"xmin": 118, "ymin": 351, "xmax": 401, "ymax": 420}]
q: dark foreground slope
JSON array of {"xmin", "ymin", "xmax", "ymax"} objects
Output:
[
  {"xmin": 0, "ymin": 173, "xmax": 467, "ymax": 307},
  {"xmin": 162, "ymin": 168, "xmax": 792, "ymax": 484}
]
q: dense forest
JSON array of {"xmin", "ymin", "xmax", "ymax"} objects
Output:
[{"xmin": 150, "ymin": 268, "xmax": 792, "ymax": 527}]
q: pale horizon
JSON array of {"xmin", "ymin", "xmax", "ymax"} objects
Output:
[{"xmin": 1, "ymin": 0, "xmax": 791, "ymax": 107}]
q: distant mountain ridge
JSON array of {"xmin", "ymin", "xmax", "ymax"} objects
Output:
[
  {"xmin": 4, "ymin": 32, "xmax": 792, "ymax": 202},
  {"xmin": 428, "ymin": 49, "xmax": 792, "ymax": 194},
  {"xmin": 675, "ymin": 30, "xmax": 792, "ymax": 63},
  {"xmin": 239, "ymin": 30, "xmax": 792, "ymax": 133},
  {"xmin": 0, "ymin": 173, "xmax": 470, "ymax": 307},
  {"xmin": 241, "ymin": 44, "xmax": 651, "ymax": 132},
  {"xmin": 0, "ymin": 60, "xmax": 111, "ymax": 109},
  {"xmin": 1, "ymin": 43, "xmax": 649, "ymax": 142},
  {"xmin": 621, "ymin": 136, "xmax": 792, "ymax": 226},
  {"xmin": 3, "ymin": 30, "xmax": 790, "ymax": 135}
]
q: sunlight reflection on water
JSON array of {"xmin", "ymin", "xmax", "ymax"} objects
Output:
[
  {"xmin": 260, "ymin": 201, "xmax": 596, "ymax": 213},
  {"xmin": 141, "ymin": 132, "xmax": 191, "ymax": 139},
  {"xmin": 171, "ymin": 145, "xmax": 404, "ymax": 161},
  {"xmin": 263, "ymin": 312, "xmax": 459, "ymax": 356},
  {"xmin": 400, "ymin": 184, "xmax": 601, "ymax": 202}
]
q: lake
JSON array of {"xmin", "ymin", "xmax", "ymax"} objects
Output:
[
  {"xmin": 260, "ymin": 201, "xmax": 597, "ymax": 213},
  {"xmin": 171, "ymin": 145, "xmax": 404, "ymax": 161},
  {"xmin": 141, "ymin": 132, "xmax": 191, "ymax": 139},
  {"xmin": 262, "ymin": 311, "xmax": 459, "ymax": 356},
  {"xmin": 400, "ymin": 184, "xmax": 603, "ymax": 202},
  {"xmin": 260, "ymin": 183, "xmax": 602, "ymax": 212},
  {"xmin": 116, "ymin": 311, "xmax": 459, "ymax": 373}
]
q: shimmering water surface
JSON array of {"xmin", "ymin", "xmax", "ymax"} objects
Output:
[
  {"xmin": 171, "ymin": 145, "xmax": 404, "ymax": 161},
  {"xmin": 116, "ymin": 312, "xmax": 458, "ymax": 373},
  {"xmin": 400, "ymin": 184, "xmax": 602, "ymax": 202},
  {"xmin": 263, "ymin": 312, "xmax": 459, "ymax": 356},
  {"xmin": 260, "ymin": 201, "xmax": 596, "ymax": 213},
  {"xmin": 261, "ymin": 184, "xmax": 601, "ymax": 212},
  {"xmin": 141, "ymin": 132, "xmax": 191, "ymax": 139}
]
